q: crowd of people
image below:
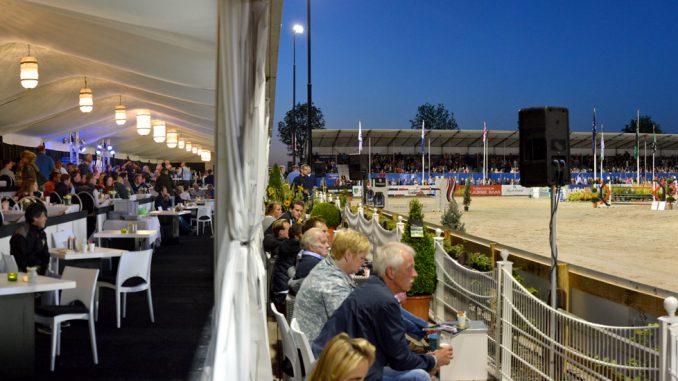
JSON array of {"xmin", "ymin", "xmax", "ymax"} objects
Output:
[{"xmin": 262, "ymin": 198, "xmax": 454, "ymax": 381}]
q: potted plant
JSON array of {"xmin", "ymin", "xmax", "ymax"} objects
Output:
[
  {"xmin": 667, "ymin": 196, "xmax": 675, "ymax": 210},
  {"xmin": 400, "ymin": 199, "xmax": 436, "ymax": 320},
  {"xmin": 441, "ymin": 201, "xmax": 465, "ymax": 232},
  {"xmin": 590, "ymin": 188, "xmax": 599, "ymax": 207},
  {"xmin": 63, "ymin": 194, "xmax": 72, "ymax": 205},
  {"xmin": 462, "ymin": 179, "xmax": 472, "ymax": 211},
  {"xmin": 310, "ymin": 202, "xmax": 342, "ymax": 239}
]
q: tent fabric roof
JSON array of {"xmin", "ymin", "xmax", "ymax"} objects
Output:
[
  {"xmin": 0, "ymin": 0, "xmax": 269, "ymax": 161},
  {"xmin": 312, "ymin": 129, "xmax": 678, "ymax": 152}
]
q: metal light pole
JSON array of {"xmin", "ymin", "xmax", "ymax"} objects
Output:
[
  {"xmin": 306, "ymin": 0, "xmax": 313, "ymax": 165},
  {"xmin": 292, "ymin": 24, "xmax": 304, "ymax": 165}
]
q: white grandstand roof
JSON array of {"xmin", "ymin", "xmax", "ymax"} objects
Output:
[{"xmin": 312, "ymin": 129, "xmax": 678, "ymax": 152}]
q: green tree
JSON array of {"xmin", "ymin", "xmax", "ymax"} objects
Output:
[
  {"xmin": 401, "ymin": 199, "xmax": 437, "ymax": 296},
  {"xmin": 409, "ymin": 103, "xmax": 458, "ymax": 130},
  {"xmin": 277, "ymin": 102, "xmax": 326, "ymax": 163},
  {"xmin": 441, "ymin": 201, "xmax": 465, "ymax": 232},
  {"xmin": 463, "ymin": 179, "xmax": 472, "ymax": 211},
  {"xmin": 621, "ymin": 115, "xmax": 663, "ymax": 134}
]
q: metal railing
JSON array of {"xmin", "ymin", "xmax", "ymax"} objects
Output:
[{"xmin": 340, "ymin": 203, "xmax": 678, "ymax": 381}]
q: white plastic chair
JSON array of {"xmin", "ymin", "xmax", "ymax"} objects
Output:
[
  {"xmin": 191, "ymin": 205, "xmax": 213, "ymax": 235},
  {"xmin": 271, "ymin": 303, "xmax": 302, "ymax": 381},
  {"xmin": 52, "ymin": 230, "xmax": 75, "ymax": 249},
  {"xmin": 95, "ymin": 249, "xmax": 154, "ymax": 328},
  {"xmin": 35, "ymin": 266, "xmax": 100, "ymax": 371},
  {"xmin": 0, "ymin": 253, "xmax": 18, "ymax": 272},
  {"xmin": 290, "ymin": 318, "xmax": 316, "ymax": 379}
]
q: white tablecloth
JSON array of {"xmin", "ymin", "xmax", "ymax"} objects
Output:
[{"xmin": 102, "ymin": 217, "xmax": 161, "ymax": 244}]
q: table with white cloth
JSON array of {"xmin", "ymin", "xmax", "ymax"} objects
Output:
[
  {"xmin": 149, "ymin": 210, "xmax": 190, "ymax": 244},
  {"xmin": 49, "ymin": 247, "xmax": 126, "ymax": 274},
  {"xmin": 93, "ymin": 229, "xmax": 158, "ymax": 250},
  {"xmin": 0, "ymin": 273, "xmax": 76, "ymax": 377},
  {"xmin": 103, "ymin": 217, "xmax": 161, "ymax": 245},
  {"xmin": 2, "ymin": 209, "xmax": 25, "ymax": 224}
]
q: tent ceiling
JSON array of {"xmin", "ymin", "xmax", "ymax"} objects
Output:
[
  {"xmin": 312, "ymin": 129, "xmax": 678, "ymax": 152},
  {"xmin": 0, "ymin": 0, "xmax": 220, "ymax": 161}
]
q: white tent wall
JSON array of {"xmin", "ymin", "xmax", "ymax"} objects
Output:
[{"xmin": 202, "ymin": 0, "xmax": 276, "ymax": 379}]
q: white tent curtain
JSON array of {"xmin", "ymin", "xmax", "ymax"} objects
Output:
[{"xmin": 202, "ymin": 0, "xmax": 272, "ymax": 380}]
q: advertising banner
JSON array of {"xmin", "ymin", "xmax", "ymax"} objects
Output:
[
  {"xmin": 501, "ymin": 185, "xmax": 532, "ymax": 196},
  {"xmin": 453, "ymin": 185, "xmax": 502, "ymax": 197}
]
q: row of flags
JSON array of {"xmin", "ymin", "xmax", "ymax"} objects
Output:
[{"xmin": 593, "ymin": 108, "xmax": 657, "ymax": 160}]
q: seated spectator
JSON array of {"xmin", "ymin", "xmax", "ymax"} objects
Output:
[
  {"xmin": 155, "ymin": 185, "xmax": 173, "ymax": 210},
  {"xmin": 10, "ymin": 203, "xmax": 49, "ymax": 274},
  {"xmin": 263, "ymin": 219, "xmax": 290, "ymax": 256},
  {"xmin": 313, "ymin": 242, "xmax": 453, "ymax": 381},
  {"xmin": 293, "ymin": 229, "xmax": 370, "ymax": 342},
  {"xmin": 175, "ymin": 185, "xmax": 191, "ymax": 203},
  {"xmin": 204, "ymin": 184, "xmax": 215, "ymax": 199},
  {"xmin": 55, "ymin": 174, "xmax": 72, "ymax": 199},
  {"xmin": 189, "ymin": 182, "xmax": 204, "ymax": 198},
  {"xmin": 308, "ymin": 333, "xmax": 375, "ymax": 381},
  {"xmin": 0, "ymin": 159, "xmax": 17, "ymax": 186},
  {"xmin": 16, "ymin": 179, "xmax": 41, "ymax": 200},
  {"xmin": 43, "ymin": 172, "xmax": 60, "ymax": 197},
  {"xmin": 130, "ymin": 173, "xmax": 149, "ymax": 194},
  {"xmin": 288, "ymin": 227, "xmax": 330, "ymax": 294},
  {"xmin": 270, "ymin": 223, "xmax": 302, "ymax": 312},
  {"xmin": 301, "ymin": 217, "xmax": 328, "ymax": 235},
  {"xmin": 262, "ymin": 202, "xmax": 283, "ymax": 233},
  {"xmin": 281, "ymin": 200, "xmax": 305, "ymax": 225},
  {"xmin": 112, "ymin": 172, "xmax": 130, "ymax": 199}
]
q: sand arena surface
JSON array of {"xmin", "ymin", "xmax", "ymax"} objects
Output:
[{"xmin": 385, "ymin": 196, "xmax": 678, "ymax": 294}]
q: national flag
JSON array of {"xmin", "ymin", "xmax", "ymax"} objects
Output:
[
  {"xmin": 483, "ymin": 121, "xmax": 488, "ymax": 144},
  {"xmin": 652, "ymin": 124, "xmax": 657, "ymax": 154},
  {"xmin": 421, "ymin": 120, "xmax": 425, "ymax": 155},
  {"xmin": 358, "ymin": 120, "xmax": 363, "ymax": 153},
  {"xmin": 600, "ymin": 124, "xmax": 605, "ymax": 163},
  {"xmin": 592, "ymin": 108, "xmax": 597, "ymax": 155},
  {"xmin": 634, "ymin": 110, "xmax": 640, "ymax": 159}
]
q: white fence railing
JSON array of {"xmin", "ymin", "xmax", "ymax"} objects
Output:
[
  {"xmin": 342, "ymin": 204, "xmax": 678, "ymax": 381},
  {"xmin": 342, "ymin": 203, "xmax": 403, "ymax": 253}
]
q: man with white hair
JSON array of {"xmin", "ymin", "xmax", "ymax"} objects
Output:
[{"xmin": 312, "ymin": 242, "xmax": 453, "ymax": 381}]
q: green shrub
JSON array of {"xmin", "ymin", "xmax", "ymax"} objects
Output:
[
  {"xmin": 443, "ymin": 239, "xmax": 464, "ymax": 260},
  {"xmin": 463, "ymin": 179, "xmax": 472, "ymax": 210},
  {"xmin": 310, "ymin": 202, "xmax": 342, "ymax": 228},
  {"xmin": 401, "ymin": 199, "xmax": 437, "ymax": 296},
  {"xmin": 379, "ymin": 215, "xmax": 396, "ymax": 231},
  {"xmin": 469, "ymin": 252, "xmax": 492, "ymax": 272},
  {"xmin": 441, "ymin": 201, "xmax": 465, "ymax": 232}
]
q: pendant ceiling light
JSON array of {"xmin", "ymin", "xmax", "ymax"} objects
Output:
[
  {"xmin": 185, "ymin": 141, "xmax": 192, "ymax": 152},
  {"xmin": 166, "ymin": 130, "xmax": 178, "ymax": 148},
  {"xmin": 79, "ymin": 77, "xmax": 93, "ymax": 113},
  {"xmin": 200, "ymin": 150, "xmax": 211, "ymax": 162},
  {"xmin": 20, "ymin": 44, "xmax": 38, "ymax": 89},
  {"xmin": 178, "ymin": 138, "xmax": 185, "ymax": 149},
  {"xmin": 152, "ymin": 121, "xmax": 166, "ymax": 143},
  {"xmin": 115, "ymin": 95, "xmax": 126, "ymax": 126},
  {"xmin": 192, "ymin": 145, "xmax": 199, "ymax": 154},
  {"xmin": 136, "ymin": 109, "xmax": 151, "ymax": 135}
]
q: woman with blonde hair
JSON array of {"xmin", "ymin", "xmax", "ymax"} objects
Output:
[
  {"xmin": 19, "ymin": 150, "xmax": 40, "ymax": 187},
  {"xmin": 308, "ymin": 332, "xmax": 375, "ymax": 381}
]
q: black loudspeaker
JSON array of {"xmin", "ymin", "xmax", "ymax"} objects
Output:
[
  {"xmin": 348, "ymin": 154, "xmax": 368, "ymax": 180},
  {"xmin": 312, "ymin": 163, "xmax": 326, "ymax": 177},
  {"xmin": 374, "ymin": 177, "xmax": 387, "ymax": 187},
  {"xmin": 518, "ymin": 107, "xmax": 570, "ymax": 187}
]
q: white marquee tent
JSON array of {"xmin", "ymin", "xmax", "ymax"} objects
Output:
[{"xmin": 1, "ymin": 0, "xmax": 283, "ymax": 379}]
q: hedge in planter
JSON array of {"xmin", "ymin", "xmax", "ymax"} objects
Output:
[
  {"xmin": 401, "ymin": 199, "xmax": 436, "ymax": 296},
  {"xmin": 310, "ymin": 202, "xmax": 342, "ymax": 228}
]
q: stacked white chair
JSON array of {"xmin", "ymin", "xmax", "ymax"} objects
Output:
[{"xmin": 271, "ymin": 303, "xmax": 302, "ymax": 381}]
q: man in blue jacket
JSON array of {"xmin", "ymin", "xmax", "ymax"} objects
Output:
[{"xmin": 313, "ymin": 242, "xmax": 453, "ymax": 381}]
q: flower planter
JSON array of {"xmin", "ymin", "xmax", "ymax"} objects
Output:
[{"xmin": 402, "ymin": 294, "xmax": 432, "ymax": 321}]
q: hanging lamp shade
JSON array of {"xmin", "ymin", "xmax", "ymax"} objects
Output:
[
  {"xmin": 152, "ymin": 121, "xmax": 166, "ymax": 143},
  {"xmin": 20, "ymin": 55, "xmax": 39, "ymax": 89},
  {"xmin": 166, "ymin": 130, "xmax": 178, "ymax": 148},
  {"xmin": 200, "ymin": 150, "xmax": 211, "ymax": 162},
  {"xmin": 185, "ymin": 141, "xmax": 192, "ymax": 152},
  {"xmin": 115, "ymin": 96, "xmax": 126, "ymax": 125},
  {"xmin": 115, "ymin": 105, "xmax": 126, "ymax": 125},
  {"xmin": 79, "ymin": 77, "xmax": 93, "ymax": 113},
  {"xmin": 192, "ymin": 146, "xmax": 199, "ymax": 154},
  {"xmin": 178, "ymin": 138, "xmax": 185, "ymax": 149},
  {"xmin": 136, "ymin": 109, "xmax": 151, "ymax": 135}
]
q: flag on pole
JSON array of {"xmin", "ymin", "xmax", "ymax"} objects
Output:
[
  {"xmin": 483, "ymin": 121, "xmax": 487, "ymax": 143},
  {"xmin": 652, "ymin": 124, "xmax": 657, "ymax": 154},
  {"xmin": 358, "ymin": 120, "xmax": 363, "ymax": 153},
  {"xmin": 421, "ymin": 120, "xmax": 425, "ymax": 155},
  {"xmin": 600, "ymin": 124, "xmax": 605, "ymax": 161},
  {"xmin": 592, "ymin": 108, "xmax": 597, "ymax": 155},
  {"xmin": 634, "ymin": 110, "xmax": 640, "ymax": 159}
]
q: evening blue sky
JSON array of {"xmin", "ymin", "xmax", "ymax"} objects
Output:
[{"xmin": 271, "ymin": 1, "xmax": 678, "ymax": 164}]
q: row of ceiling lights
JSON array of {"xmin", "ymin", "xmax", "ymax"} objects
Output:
[{"xmin": 19, "ymin": 45, "xmax": 211, "ymax": 162}]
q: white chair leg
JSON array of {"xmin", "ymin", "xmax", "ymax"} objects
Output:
[
  {"xmin": 147, "ymin": 288, "xmax": 155, "ymax": 323},
  {"xmin": 50, "ymin": 322, "xmax": 58, "ymax": 371},
  {"xmin": 94, "ymin": 286, "xmax": 100, "ymax": 321},
  {"xmin": 88, "ymin": 315, "xmax": 99, "ymax": 364},
  {"xmin": 122, "ymin": 292, "xmax": 127, "ymax": 318},
  {"xmin": 115, "ymin": 290, "xmax": 121, "ymax": 328}
]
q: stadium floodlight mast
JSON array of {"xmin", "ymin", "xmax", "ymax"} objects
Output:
[{"xmin": 291, "ymin": 23, "xmax": 304, "ymax": 166}]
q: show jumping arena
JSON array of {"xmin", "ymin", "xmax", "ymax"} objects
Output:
[{"xmin": 384, "ymin": 195, "xmax": 678, "ymax": 294}]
